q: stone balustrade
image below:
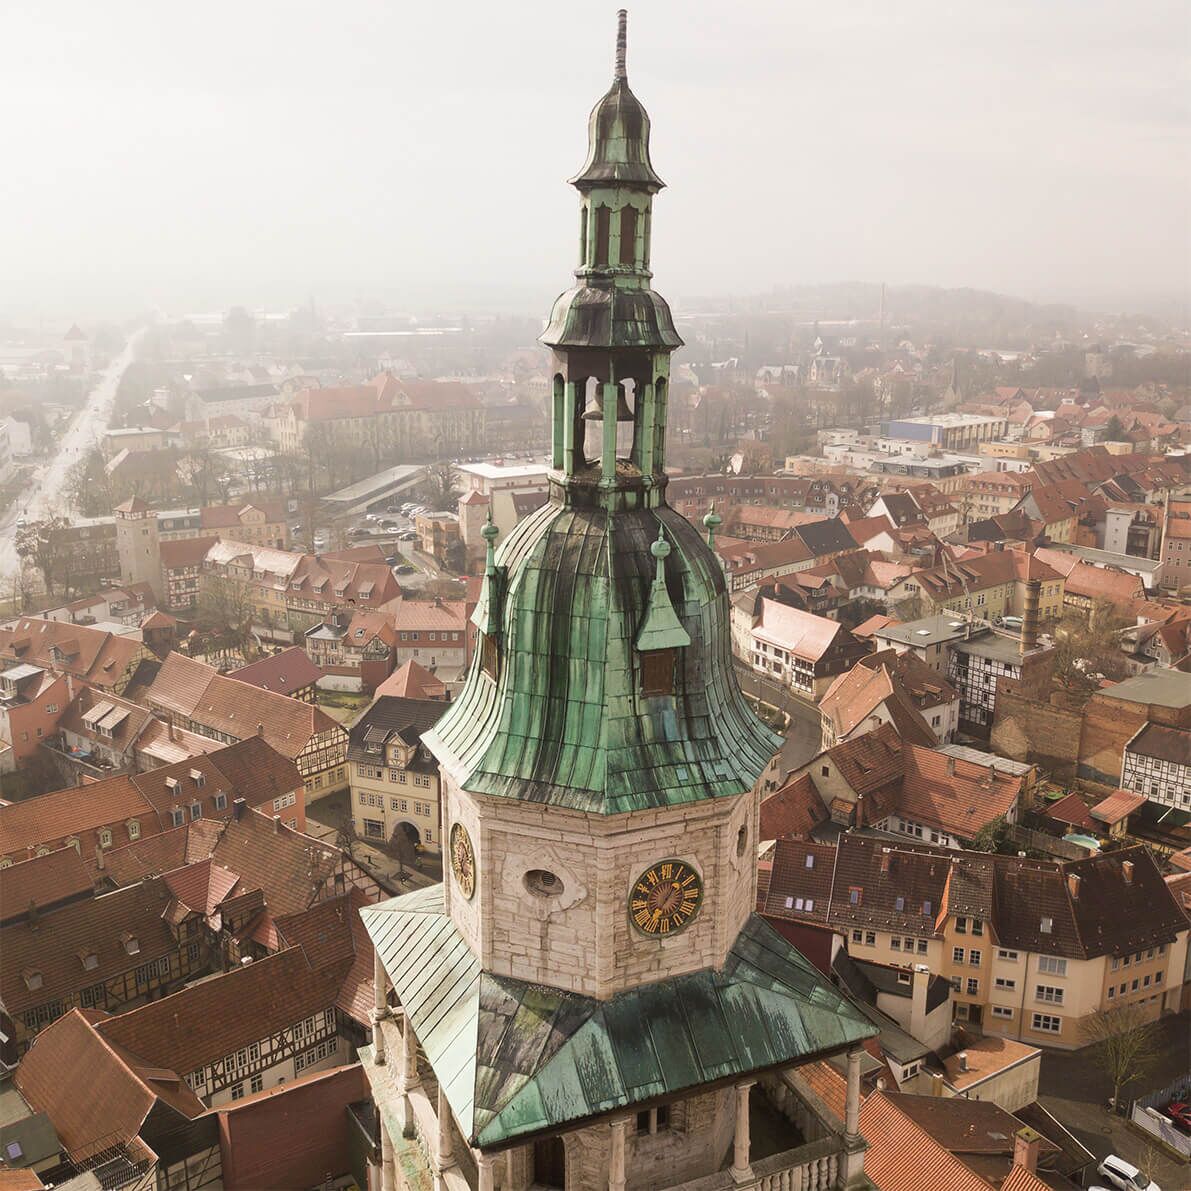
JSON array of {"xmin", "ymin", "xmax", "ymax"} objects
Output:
[{"xmin": 667, "ymin": 1136, "xmax": 843, "ymax": 1191}]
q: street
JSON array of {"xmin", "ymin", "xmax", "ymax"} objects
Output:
[
  {"xmin": 1037, "ymin": 1013, "xmax": 1189, "ymax": 1188},
  {"xmin": 734, "ymin": 660, "xmax": 824, "ymax": 779},
  {"xmin": 0, "ymin": 326, "xmax": 145, "ymax": 579}
]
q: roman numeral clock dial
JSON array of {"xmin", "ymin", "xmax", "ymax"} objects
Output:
[{"xmin": 629, "ymin": 859, "xmax": 704, "ymax": 936}]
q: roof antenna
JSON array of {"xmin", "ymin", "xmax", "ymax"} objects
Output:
[{"xmin": 615, "ymin": 9, "xmax": 628, "ymax": 80}]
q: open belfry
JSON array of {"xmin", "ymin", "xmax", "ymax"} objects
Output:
[{"xmin": 361, "ymin": 13, "xmax": 876, "ymax": 1190}]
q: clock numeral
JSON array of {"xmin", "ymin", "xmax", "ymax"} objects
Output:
[
  {"xmin": 680, "ymin": 899, "xmax": 696, "ymax": 915},
  {"xmin": 631, "ymin": 898, "xmax": 649, "ymax": 911},
  {"xmin": 646, "ymin": 869, "xmax": 659, "ymax": 885},
  {"xmin": 659, "ymin": 917, "xmax": 671, "ymax": 933},
  {"xmin": 660, "ymin": 863, "xmax": 673, "ymax": 880},
  {"xmin": 636, "ymin": 883, "xmax": 650, "ymax": 896}
]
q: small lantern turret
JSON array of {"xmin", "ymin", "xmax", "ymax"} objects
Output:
[{"xmin": 541, "ymin": 9, "xmax": 682, "ymax": 510}]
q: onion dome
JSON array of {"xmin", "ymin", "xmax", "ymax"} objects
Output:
[{"xmin": 569, "ymin": 11, "xmax": 665, "ymax": 193}]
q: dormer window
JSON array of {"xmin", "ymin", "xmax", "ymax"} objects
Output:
[
  {"xmin": 121, "ymin": 933, "xmax": 140, "ymax": 956},
  {"xmin": 79, "ymin": 949, "xmax": 99, "ymax": 971},
  {"xmin": 23, "ymin": 969, "xmax": 43, "ymax": 991},
  {"xmin": 99, "ymin": 828, "xmax": 113, "ymax": 849},
  {"xmin": 641, "ymin": 649, "xmax": 675, "ymax": 697},
  {"xmin": 190, "ymin": 769, "xmax": 205, "ymax": 787},
  {"xmin": 480, "ymin": 633, "xmax": 499, "ymax": 681}
]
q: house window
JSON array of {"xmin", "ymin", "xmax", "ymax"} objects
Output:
[
  {"xmin": 1037, "ymin": 955, "xmax": 1067, "ymax": 977},
  {"xmin": 1031, "ymin": 1013, "xmax": 1061, "ymax": 1034},
  {"xmin": 969, "ymin": 950, "xmax": 981, "ymax": 966},
  {"xmin": 849, "ymin": 887, "xmax": 862, "ymax": 906},
  {"xmin": 995, "ymin": 978, "xmax": 1016, "ymax": 991},
  {"xmin": 865, "ymin": 931, "xmax": 876, "ymax": 946},
  {"xmin": 99, "ymin": 828, "xmax": 113, "ymax": 849},
  {"xmin": 891, "ymin": 937, "xmax": 901, "ymax": 950},
  {"xmin": 917, "ymin": 939, "xmax": 928, "ymax": 955},
  {"xmin": 966, "ymin": 978, "xmax": 979, "ymax": 996},
  {"xmin": 364, "ymin": 819, "xmax": 384, "ymax": 838},
  {"xmin": 170, "ymin": 809, "xmax": 185, "ymax": 828},
  {"xmin": 190, "ymin": 803, "xmax": 202, "ymax": 821},
  {"xmin": 952, "ymin": 947, "xmax": 965, "ymax": 963},
  {"xmin": 1036, "ymin": 985, "xmax": 1064, "ymax": 1005},
  {"xmin": 250, "ymin": 1073, "xmax": 263, "ymax": 1094},
  {"xmin": 997, "ymin": 949, "xmax": 1018, "ymax": 961},
  {"xmin": 955, "ymin": 917, "xmax": 967, "ymax": 934},
  {"xmin": 991, "ymin": 1006, "xmax": 1013, "ymax": 1019},
  {"xmin": 230, "ymin": 1084, "xmax": 245, "ymax": 1101},
  {"xmin": 971, "ymin": 920, "xmax": 983, "ymax": 936},
  {"xmin": 214, "ymin": 793, "xmax": 227, "ymax": 811},
  {"xmin": 851, "ymin": 930, "xmax": 862, "ymax": 944}
]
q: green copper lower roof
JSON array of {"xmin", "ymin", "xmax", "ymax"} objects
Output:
[
  {"xmin": 423, "ymin": 500, "xmax": 781, "ymax": 815},
  {"xmin": 361, "ymin": 887, "xmax": 876, "ymax": 1150}
]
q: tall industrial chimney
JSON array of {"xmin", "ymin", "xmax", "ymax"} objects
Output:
[{"xmin": 1020, "ymin": 578, "xmax": 1041, "ymax": 655}]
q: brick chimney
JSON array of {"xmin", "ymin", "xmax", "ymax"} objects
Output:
[
  {"xmin": 1067, "ymin": 872, "xmax": 1081, "ymax": 899},
  {"xmin": 1013, "ymin": 1127, "xmax": 1042, "ymax": 1174},
  {"xmin": 1020, "ymin": 578, "xmax": 1041, "ymax": 655},
  {"xmin": 233, "ymin": 796, "xmax": 246, "ymax": 820},
  {"xmin": 273, "ymin": 814, "xmax": 281, "ymax": 834},
  {"xmin": 1122, "ymin": 859, "xmax": 1134, "ymax": 884}
]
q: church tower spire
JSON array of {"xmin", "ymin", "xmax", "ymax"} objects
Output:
[
  {"xmin": 541, "ymin": 9, "xmax": 681, "ymax": 507},
  {"xmin": 362, "ymin": 15, "xmax": 876, "ymax": 1175}
]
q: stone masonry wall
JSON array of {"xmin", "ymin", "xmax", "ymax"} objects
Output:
[{"xmin": 444, "ymin": 783, "xmax": 756, "ymax": 999}]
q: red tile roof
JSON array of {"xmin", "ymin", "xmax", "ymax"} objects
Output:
[
  {"xmin": 215, "ymin": 1063, "xmax": 368, "ymax": 1191},
  {"xmin": 374, "ymin": 659, "xmax": 448, "ymax": 701},
  {"xmin": 0, "ymin": 618, "xmax": 146, "ymax": 690},
  {"xmin": 160, "ymin": 534, "xmax": 220, "ymax": 569},
  {"xmin": 229, "ymin": 647, "xmax": 323, "ymax": 697},
  {"xmin": 759, "ymin": 773, "xmax": 829, "ymax": 840},
  {"xmin": 95, "ymin": 947, "xmax": 347, "ymax": 1078},
  {"xmin": 752, "ymin": 601, "xmax": 851, "ymax": 662},
  {"xmin": 0, "ymin": 846, "xmax": 94, "ymax": 925},
  {"xmin": 0, "ymin": 878, "xmax": 182, "ymax": 1016}
]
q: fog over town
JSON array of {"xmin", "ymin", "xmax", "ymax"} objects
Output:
[{"xmin": 0, "ymin": 6, "xmax": 1188, "ymax": 1191}]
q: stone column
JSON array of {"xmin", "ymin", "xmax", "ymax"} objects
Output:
[
  {"xmin": 372, "ymin": 951, "xmax": 388, "ymax": 1065},
  {"xmin": 476, "ymin": 1152, "xmax": 496, "ymax": 1191},
  {"xmin": 841, "ymin": 1045, "xmax": 868, "ymax": 1190},
  {"xmin": 845, "ymin": 1046, "xmax": 862, "ymax": 1140},
  {"xmin": 380, "ymin": 1123, "xmax": 396, "ymax": 1191},
  {"xmin": 731, "ymin": 1081, "xmax": 754, "ymax": 1181},
  {"xmin": 608, "ymin": 1116, "xmax": 628, "ymax": 1191},
  {"xmin": 437, "ymin": 1084, "xmax": 455, "ymax": 1171},
  {"xmin": 397, "ymin": 1012, "xmax": 420, "ymax": 1139}
]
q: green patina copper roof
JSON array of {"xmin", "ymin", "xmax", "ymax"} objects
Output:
[
  {"xmin": 362, "ymin": 887, "xmax": 877, "ymax": 1150},
  {"xmin": 424, "ymin": 501, "xmax": 780, "ymax": 815},
  {"xmin": 635, "ymin": 527, "xmax": 690, "ymax": 652},
  {"xmin": 569, "ymin": 12, "xmax": 665, "ymax": 194}
]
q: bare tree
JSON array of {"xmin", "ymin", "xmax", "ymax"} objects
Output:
[
  {"xmin": 418, "ymin": 463, "xmax": 459, "ymax": 511},
  {"xmin": 196, "ymin": 574, "xmax": 258, "ymax": 660},
  {"xmin": 1052, "ymin": 600, "xmax": 1130, "ymax": 696},
  {"xmin": 14, "ymin": 517, "xmax": 72, "ymax": 597},
  {"xmin": 1079, "ymin": 1003, "xmax": 1162, "ymax": 1111}
]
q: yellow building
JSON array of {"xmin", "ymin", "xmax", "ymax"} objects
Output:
[{"xmin": 347, "ymin": 695, "xmax": 444, "ymax": 855}]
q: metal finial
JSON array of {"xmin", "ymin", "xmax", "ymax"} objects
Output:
[{"xmin": 615, "ymin": 10, "xmax": 627, "ymax": 79}]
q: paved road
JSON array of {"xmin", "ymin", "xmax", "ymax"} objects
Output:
[
  {"xmin": 1037, "ymin": 1012, "xmax": 1189, "ymax": 1188},
  {"xmin": 0, "ymin": 327, "xmax": 146, "ymax": 578},
  {"xmin": 734, "ymin": 661, "xmax": 824, "ymax": 779}
]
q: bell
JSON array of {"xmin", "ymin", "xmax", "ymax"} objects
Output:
[{"xmin": 582, "ymin": 382, "xmax": 634, "ymax": 421}]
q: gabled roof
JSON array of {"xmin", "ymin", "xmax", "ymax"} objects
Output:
[
  {"xmin": 95, "ymin": 947, "xmax": 347, "ymax": 1078},
  {"xmin": 1042, "ymin": 792, "xmax": 1096, "ymax": 831},
  {"xmin": 1088, "ymin": 789, "xmax": 1147, "ymax": 825},
  {"xmin": 759, "ymin": 773, "xmax": 830, "ymax": 840},
  {"xmin": 229, "ymin": 647, "xmax": 323, "ymax": 697},
  {"xmin": 0, "ymin": 847, "xmax": 94, "ymax": 926},
  {"xmin": 752, "ymin": 601, "xmax": 851, "ymax": 662},
  {"xmin": 0, "ymin": 618, "xmax": 144, "ymax": 689},
  {"xmin": 363, "ymin": 887, "xmax": 875, "ymax": 1149},
  {"xmin": 374, "ymin": 659, "xmax": 447, "ymax": 701},
  {"xmin": 15, "ymin": 1009, "xmax": 204, "ymax": 1164},
  {"xmin": 0, "ymin": 878, "xmax": 181, "ymax": 1015}
]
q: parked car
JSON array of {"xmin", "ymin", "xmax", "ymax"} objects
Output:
[
  {"xmin": 1164, "ymin": 1100, "xmax": 1191, "ymax": 1132},
  {"xmin": 400, "ymin": 530, "xmax": 417, "ymax": 541},
  {"xmin": 396, "ymin": 564, "xmax": 416, "ymax": 575},
  {"xmin": 1096, "ymin": 1155, "xmax": 1160, "ymax": 1191},
  {"xmin": 994, "ymin": 615, "xmax": 1024, "ymax": 629},
  {"xmin": 365, "ymin": 513, "xmax": 379, "ymax": 522}
]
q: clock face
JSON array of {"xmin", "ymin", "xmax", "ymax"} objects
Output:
[
  {"xmin": 450, "ymin": 822, "xmax": 476, "ymax": 900},
  {"xmin": 629, "ymin": 859, "xmax": 703, "ymax": 936}
]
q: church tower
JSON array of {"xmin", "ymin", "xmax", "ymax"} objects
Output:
[{"xmin": 362, "ymin": 15, "xmax": 874, "ymax": 1191}]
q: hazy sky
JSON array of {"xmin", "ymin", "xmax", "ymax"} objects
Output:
[{"xmin": 4, "ymin": 1, "xmax": 1187, "ymax": 321}]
